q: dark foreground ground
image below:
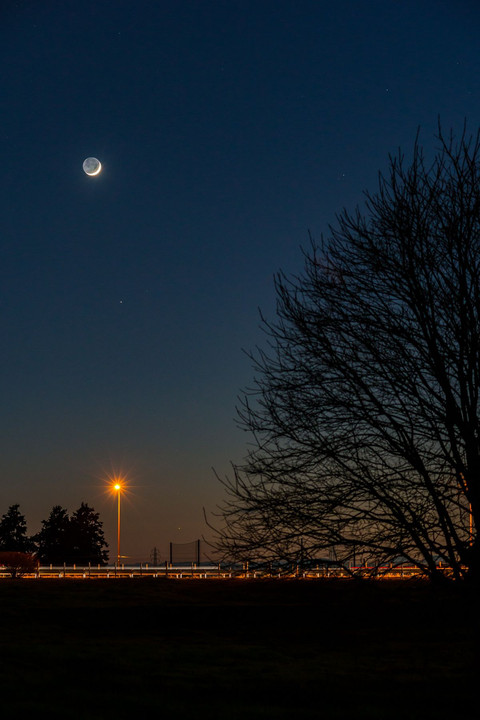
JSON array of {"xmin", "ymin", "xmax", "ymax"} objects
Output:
[{"xmin": 0, "ymin": 577, "xmax": 476, "ymax": 719}]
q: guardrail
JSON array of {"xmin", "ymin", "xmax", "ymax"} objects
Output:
[
  {"xmin": 0, "ymin": 562, "xmax": 436, "ymax": 580},
  {"xmin": 0, "ymin": 563, "xmax": 223, "ymax": 579}
]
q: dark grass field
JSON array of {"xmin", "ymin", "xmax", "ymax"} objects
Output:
[{"xmin": 0, "ymin": 577, "xmax": 476, "ymax": 719}]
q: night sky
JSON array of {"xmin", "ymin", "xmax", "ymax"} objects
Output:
[{"xmin": 1, "ymin": 0, "xmax": 479, "ymax": 562}]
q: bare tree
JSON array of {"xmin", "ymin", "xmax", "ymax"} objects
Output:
[
  {"xmin": 212, "ymin": 125, "xmax": 479, "ymax": 583},
  {"xmin": 0, "ymin": 552, "xmax": 38, "ymax": 579}
]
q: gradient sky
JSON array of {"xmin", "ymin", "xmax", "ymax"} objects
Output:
[{"xmin": 1, "ymin": 0, "xmax": 479, "ymax": 562}]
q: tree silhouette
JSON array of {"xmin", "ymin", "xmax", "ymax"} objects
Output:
[
  {"xmin": 0, "ymin": 505, "xmax": 34, "ymax": 553},
  {"xmin": 35, "ymin": 503, "xmax": 109, "ymax": 565},
  {"xmin": 35, "ymin": 506, "xmax": 71, "ymax": 564},
  {"xmin": 213, "ymin": 125, "xmax": 479, "ymax": 583},
  {"xmin": 0, "ymin": 551, "xmax": 38, "ymax": 578},
  {"xmin": 69, "ymin": 503, "xmax": 109, "ymax": 566}
]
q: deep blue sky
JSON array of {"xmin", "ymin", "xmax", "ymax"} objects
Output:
[{"xmin": 1, "ymin": 0, "xmax": 479, "ymax": 562}]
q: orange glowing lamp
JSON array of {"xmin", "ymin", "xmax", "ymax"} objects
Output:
[{"xmin": 110, "ymin": 479, "xmax": 125, "ymax": 564}]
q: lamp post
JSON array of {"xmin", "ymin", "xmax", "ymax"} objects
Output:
[
  {"xmin": 114, "ymin": 482, "xmax": 122, "ymax": 566},
  {"xmin": 459, "ymin": 473, "xmax": 474, "ymax": 547}
]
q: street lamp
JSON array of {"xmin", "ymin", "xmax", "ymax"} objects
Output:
[
  {"xmin": 112, "ymin": 480, "xmax": 123, "ymax": 566},
  {"xmin": 459, "ymin": 472, "xmax": 474, "ymax": 547}
]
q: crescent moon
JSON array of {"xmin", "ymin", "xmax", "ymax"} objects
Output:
[{"xmin": 83, "ymin": 157, "xmax": 102, "ymax": 176}]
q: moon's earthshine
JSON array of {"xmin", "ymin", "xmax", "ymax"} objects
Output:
[{"xmin": 83, "ymin": 157, "xmax": 102, "ymax": 176}]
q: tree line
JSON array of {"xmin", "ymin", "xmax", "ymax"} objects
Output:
[{"xmin": 0, "ymin": 503, "xmax": 109, "ymax": 565}]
